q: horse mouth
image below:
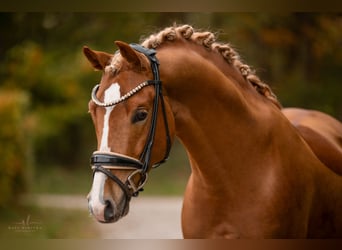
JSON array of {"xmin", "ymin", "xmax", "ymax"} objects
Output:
[{"xmin": 103, "ymin": 202, "xmax": 130, "ymax": 223}]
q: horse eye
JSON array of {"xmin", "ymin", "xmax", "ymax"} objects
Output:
[{"xmin": 132, "ymin": 109, "xmax": 148, "ymax": 123}]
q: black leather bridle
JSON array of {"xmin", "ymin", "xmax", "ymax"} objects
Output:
[{"xmin": 90, "ymin": 44, "xmax": 171, "ymax": 212}]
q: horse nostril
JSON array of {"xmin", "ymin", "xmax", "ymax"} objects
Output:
[{"xmin": 104, "ymin": 200, "xmax": 115, "ymax": 221}]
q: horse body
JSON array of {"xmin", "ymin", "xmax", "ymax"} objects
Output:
[
  {"xmin": 83, "ymin": 25, "xmax": 342, "ymax": 238},
  {"xmin": 155, "ymin": 42, "xmax": 342, "ymax": 238},
  {"xmin": 283, "ymin": 108, "xmax": 342, "ymax": 175}
]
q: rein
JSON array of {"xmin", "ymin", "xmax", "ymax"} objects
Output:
[{"xmin": 90, "ymin": 44, "xmax": 171, "ymax": 209}]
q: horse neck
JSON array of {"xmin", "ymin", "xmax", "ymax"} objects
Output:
[{"xmin": 158, "ymin": 45, "xmax": 282, "ymax": 190}]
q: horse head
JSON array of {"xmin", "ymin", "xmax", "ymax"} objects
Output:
[{"xmin": 83, "ymin": 41, "xmax": 175, "ymax": 223}]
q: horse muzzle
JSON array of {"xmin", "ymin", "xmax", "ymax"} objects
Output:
[
  {"xmin": 88, "ymin": 151, "xmax": 146, "ymax": 223},
  {"xmin": 87, "ymin": 178, "xmax": 129, "ymax": 223}
]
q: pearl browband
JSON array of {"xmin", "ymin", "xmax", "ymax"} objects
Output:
[{"xmin": 91, "ymin": 80, "xmax": 158, "ymax": 108}]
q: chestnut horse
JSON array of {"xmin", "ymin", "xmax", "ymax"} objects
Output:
[
  {"xmin": 83, "ymin": 25, "xmax": 342, "ymax": 238},
  {"xmin": 282, "ymin": 108, "xmax": 342, "ymax": 176}
]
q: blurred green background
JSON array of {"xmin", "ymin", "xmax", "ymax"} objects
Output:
[{"xmin": 0, "ymin": 13, "xmax": 341, "ymax": 238}]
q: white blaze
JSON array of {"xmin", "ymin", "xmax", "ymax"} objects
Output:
[
  {"xmin": 89, "ymin": 83, "xmax": 121, "ymax": 221},
  {"xmin": 89, "ymin": 172, "xmax": 107, "ymax": 221},
  {"xmin": 99, "ymin": 83, "xmax": 121, "ymax": 152}
]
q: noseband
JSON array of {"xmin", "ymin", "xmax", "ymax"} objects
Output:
[{"xmin": 90, "ymin": 44, "xmax": 171, "ymax": 212}]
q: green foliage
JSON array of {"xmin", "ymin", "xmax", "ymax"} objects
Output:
[
  {"xmin": 2, "ymin": 39, "xmax": 97, "ymax": 167},
  {"xmin": 0, "ymin": 90, "xmax": 32, "ymax": 207}
]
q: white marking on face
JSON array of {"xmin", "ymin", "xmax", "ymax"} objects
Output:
[
  {"xmin": 99, "ymin": 83, "xmax": 121, "ymax": 152},
  {"xmin": 89, "ymin": 172, "xmax": 107, "ymax": 221},
  {"xmin": 89, "ymin": 83, "xmax": 121, "ymax": 221}
]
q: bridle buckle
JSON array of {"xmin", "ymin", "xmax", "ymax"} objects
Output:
[{"xmin": 127, "ymin": 169, "xmax": 149, "ymax": 195}]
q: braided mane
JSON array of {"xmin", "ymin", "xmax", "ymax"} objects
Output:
[{"xmin": 110, "ymin": 24, "xmax": 281, "ymax": 108}]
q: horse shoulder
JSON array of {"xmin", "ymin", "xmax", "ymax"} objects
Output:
[{"xmin": 282, "ymin": 108, "xmax": 342, "ymax": 176}]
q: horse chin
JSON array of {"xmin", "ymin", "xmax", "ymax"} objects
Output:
[
  {"xmin": 105, "ymin": 197, "xmax": 130, "ymax": 223},
  {"xmin": 111, "ymin": 203, "xmax": 130, "ymax": 223}
]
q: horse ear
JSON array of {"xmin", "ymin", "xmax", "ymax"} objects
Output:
[
  {"xmin": 115, "ymin": 41, "xmax": 142, "ymax": 68},
  {"xmin": 83, "ymin": 46, "xmax": 112, "ymax": 71}
]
